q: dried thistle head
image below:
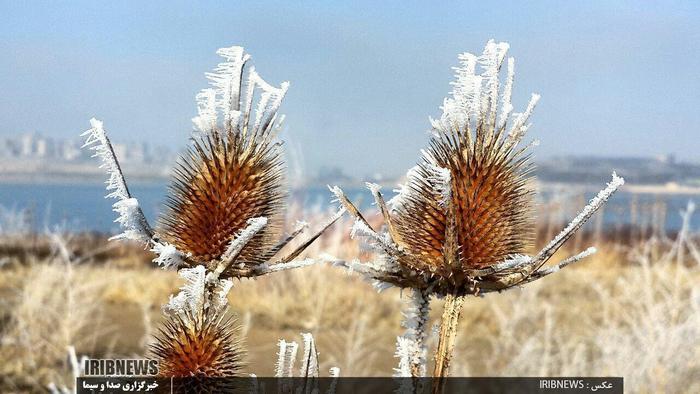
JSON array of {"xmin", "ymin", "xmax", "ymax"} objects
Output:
[
  {"xmin": 332, "ymin": 40, "xmax": 623, "ymax": 296},
  {"xmin": 159, "ymin": 118, "xmax": 286, "ymax": 264},
  {"xmin": 156, "ymin": 47, "xmax": 288, "ymax": 269},
  {"xmin": 150, "ymin": 309, "xmax": 245, "ymax": 394},
  {"xmin": 390, "ymin": 116, "xmax": 535, "ymax": 272},
  {"xmin": 150, "ymin": 265, "xmax": 243, "ymax": 389},
  {"xmin": 151, "ymin": 311, "xmax": 244, "ymax": 378},
  {"xmin": 82, "ymin": 45, "xmax": 345, "ymax": 387},
  {"xmin": 82, "ymin": 46, "xmax": 342, "ymax": 278}
]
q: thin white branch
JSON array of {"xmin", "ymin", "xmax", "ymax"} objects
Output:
[
  {"xmin": 394, "ymin": 336, "xmax": 414, "ymax": 378},
  {"xmin": 192, "ymin": 88, "xmax": 218, "ymax": 134},
  {"xmin": 479, "ymin": 40, "xmax": 509, "ymax": 126},
  {"xmin": 257, "ymin": 258, "xmax": 317, "ymax": 274},
  {"xmin": 532, "ymin": 247, "xmax": 597, "ymax": 278},
  {"xmin": 274, "ymin": 207, "xmax": 346, "ymax": 264},
  {"xmin": 331, "ymin": 257, "xmax": 398, "ymax": 277},
  {"xmin": 468, "ymin": 254, "xmax": 532, "ymax": 277},
  {"xmin": 275, "ymin": 340, "xmax": 287, "ymax": 377},
  {"xmin": 275, "ymin": 339, "xmax": 299, "ymax": 378},
  {"xmin": 497, "ymin": 57, "xmax": 515, "ymax": 130},
  {"xmin": 532, "ymin": 173, "xmax": 624, "ymax": 268},
  {"xmin": 350, "ymin": 219, "xmax": 396, "ymax": 252},
  {"xmin": 209, "ymin": 278, "xmax": 234, "ymax": 316},
  {"xmin": 506, "ymin": 93, "xmax": 540, "ymax": 147},
  {"xmin": 82, "ymin": 118, "xmax": 153, "ymax": 243},
  {"xmin": 250, "ymin": 69, "xmax": 290, "ymax": 135}
]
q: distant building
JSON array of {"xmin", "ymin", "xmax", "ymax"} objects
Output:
[
  {"xmin": 0, "ymin": 132, "xmax": 175, "ymax": 165},
  {"xmin": 20, "ymin": 133, "xmax": 35, "ymax": 156}
]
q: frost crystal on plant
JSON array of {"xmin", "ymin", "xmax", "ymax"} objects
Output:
[
  {"xmin": 275, "ymin": 339, "xmax": 299, "ymax": 378},
  {"xmin": 150, "ymin": 242, "xmax": 186, "ymax": 269},
  {"xmin": 394, "ymin": 288, "xmax": 431, "ymax": 377},
  {"xmin": 329, "ymin": 40, "xmax": 625, "ymax": 379},
  {"xmin": 164, "ymin": 265, "xmax": 207, "ymax": 317},
  {"xmin": 219, "ymin": 217, "xmax": 268, "ymax": 265},
  {"xmin": 530, "ymin": 173, "xmax": 624, "ymax": 270},
  {"xmin": 210, "ymin": 278, "xmax": 234, "ymax": 316},
  {"xmin": 300, "ymin": 333, "xmax": 319, "ymax": 378},
  {"xmin": 81, "ymin": 118, "xmax": 153, "ymax": 243},
  {"xmin": 274, "ymin": 333, "xmax": 338, "ymax": 380}
]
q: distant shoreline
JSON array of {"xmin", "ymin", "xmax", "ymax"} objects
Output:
[
  {"xmin": 2, "ymin": 175, "xmax": 700, "ymax": 195},
  {"xmin": 538, "ymin": 181, "xmax": 700, "ymax": 195}
]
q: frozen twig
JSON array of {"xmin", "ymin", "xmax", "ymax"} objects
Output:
[
  {"xmin": 395, "ymin": 288, "xmax": 431, "ymax": 378},
  {"xmin": 81, "ymin": 119, "xmax": 153, "ymax": 243},
  {"xmin": 527, "ymin": 173, "xmax": 624, "ymax": 273}
]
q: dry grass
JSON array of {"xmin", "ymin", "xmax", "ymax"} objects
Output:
[{"xmin": 0, "ymin": 206, "xmax": 699, "ymax": 393}]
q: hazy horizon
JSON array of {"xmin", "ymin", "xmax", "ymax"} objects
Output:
[{"xmin": 1, "ymin": 1, "xmax": 698, "ymax": 178}]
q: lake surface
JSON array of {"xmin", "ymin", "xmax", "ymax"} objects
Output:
[{"xmin": 0, "ymin": 182, "xmax": 696, "ymax": 234}]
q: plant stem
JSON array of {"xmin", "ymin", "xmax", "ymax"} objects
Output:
[
  {"xmin": 396, "ymin": 288, "xmax": 431, "ymax": 378},
  {"xmin": 432, "ymin": 292, "xmax": 465, "ymax": 393}
]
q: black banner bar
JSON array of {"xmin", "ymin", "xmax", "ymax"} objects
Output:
[{"xmin": 77, "ymin": 377, "xmax": 623, "ymax": 394}]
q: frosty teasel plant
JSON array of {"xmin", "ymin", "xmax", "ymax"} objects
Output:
[
  {"xmin": 82, "ymin": 45, "xmax": 343, "ymax": 382},
  {"xmin": 329, "ymin": 40, "xmax": 624, "ymax": 382}
]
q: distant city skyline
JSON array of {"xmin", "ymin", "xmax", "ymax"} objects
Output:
[
  {"xmin": 1, "ymin": 2, "xmax": 698, "ymax": 178},
  {"xmin": 0, "ymin": 131, "xmax": 174, "ymax": 164},
  {"xmin": 3, "ymin": 129, "xmax": 700, "ymax": 188}
]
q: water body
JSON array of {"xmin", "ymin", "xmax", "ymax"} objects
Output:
[{"xmin": 0, "ymin": 182, "xmax": 696, "ymax": 234}]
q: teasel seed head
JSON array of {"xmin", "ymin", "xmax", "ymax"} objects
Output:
[
  {"xmin": 159, "ymin": 129, "xmax": 286, "ymax": 264},
  {"xmin": 332, "ymin": 40, "xmax": 623, "ymax": 296},
  {"xmin": 150, "ymin": 310, "xmax": 245, "ymax": 391},
  {"xmin": 157, "ymin": 47, "xmax": 288, "ymax": 266},
  {"xmin": 84, "ymin": 46, "xmax": 343, "ymax": 275},
  {"xmin": 391, "ymin": 124, "xmax": 535, "ymax": 272}
]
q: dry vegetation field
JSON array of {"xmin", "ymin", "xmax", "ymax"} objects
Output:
[{"xmin": 0, "ymin": 199, "xmax": 699, "ymax": 393}]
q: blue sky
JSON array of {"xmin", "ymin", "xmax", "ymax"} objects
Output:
[{"xmin": 1, "ymin": 1, "xmax": 698, "ymax": 178}]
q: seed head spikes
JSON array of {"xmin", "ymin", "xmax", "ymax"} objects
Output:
[
  {"xmin": 83, "ymin": 46, "xmax": 343, "ymax": 380},
  {"xmin": 329, "ymin": 40, "xmax": 624, "ymax": 381},
  {"xmin": 82, "ymin": 45, "xmax": 343, "ymax": 280}
]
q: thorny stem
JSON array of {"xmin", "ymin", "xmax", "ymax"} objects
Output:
[{"xmin": 432, "ymin": 293, "xmax": 465, "ymax": 393}]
